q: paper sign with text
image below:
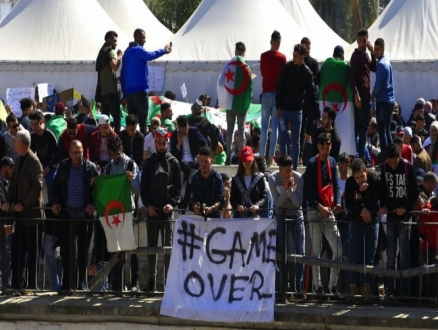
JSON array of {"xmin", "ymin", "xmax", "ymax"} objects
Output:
[
  {"xmin": 149, "ymin": 66, "xmax": 165, "ymax": 92},
  {"xmin": 6, "ymin": 87, "xmax": 35, "ymax": 118},
  {"xmin": 37, "ymin": 83, "xmax": 54, "ymax": 102},
  {"xmin": 161, "ymin": 215, "xmax": 276, "ymax": 323},
  {"xmin": 180, "ymin": 83, "xmax": 187, "ymax": 99}
]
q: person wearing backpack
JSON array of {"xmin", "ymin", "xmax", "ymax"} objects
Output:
[
  {"xmin": 230, "ymin": 146, "xmax": 266, "ymax": 218},
  {"xmin": 379, "ymin": 143, "xmax": 419, "ymax": 298},
  {"xmin": 141, "ymin": 127, "xmax": 181, "ymax": 292},
  {"xmin": 303, "ymin": 132, "xmax": 343, "ymax": 297}
]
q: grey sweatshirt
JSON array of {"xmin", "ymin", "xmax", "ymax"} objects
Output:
[{"xmin": 268, "ymin": 170, "xmax": 303, "ymax": 217}]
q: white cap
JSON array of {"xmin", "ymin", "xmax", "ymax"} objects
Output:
[
  {"xmin": 98, "ymin": 114, "xmax": 110, "ymax": 125},
  {"xmin": 403, "ymin": 127, "xmax": 412, "ymax": 137},
  {"xmin": 416, "ymin": 98, "xmax": 426, "ymax": 106}
]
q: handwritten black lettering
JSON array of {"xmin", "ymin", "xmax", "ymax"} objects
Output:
[
  {"xmin": 228, "ymin": 231, "xmax": 247, "ymax": 269},
  {"xmin": 250, "ymin": 270, "xmax": 272, "ymax": 300},
  {"xmin": 207, "ymin": 273, "xmax": 227, "ymax": 301},
  {"xmin": 266, "ymin": 229, "xmax": 277, "ymax": 264},
  {"xmin": 206, "ymin": 227, "xmax": 227, "ymax": 264},
  {"xmin": 183, "ymin": 271, "xmax": 205, "ymax": 297},
  {"xmin": 177, "ymin": 220, "xmax": 202, "ymax": 261},
  {"xmin": 228, "ymin": 275, "xmax": 249, "ymax": 303}
]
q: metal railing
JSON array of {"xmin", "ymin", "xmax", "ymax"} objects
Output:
[{"xmin": 0, "ymin": 206, "xmax": 437, "ymax": 305}]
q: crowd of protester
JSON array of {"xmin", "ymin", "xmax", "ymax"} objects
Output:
[{"xmin": 0, "ymin": 27, "xmax": 436, "ymax": 303}]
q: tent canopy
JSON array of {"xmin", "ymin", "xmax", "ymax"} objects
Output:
[
  {"xmin": 345, "ymin": 0, "xmax": 438, "ymax": 60},
  {"xmin": 97, "ymin": 0, "xmax": 173, "ymax": 51},
  {"xmin": 278, "ymin": 0, "xmax": 348, "ymax": 57},
  {"xmin": 164, "ymin": 0, "xmax": 316, "ymax": 62},
  {"xmin": 0, "ymin": 0, "xmax": 129, "ymax": 61}
]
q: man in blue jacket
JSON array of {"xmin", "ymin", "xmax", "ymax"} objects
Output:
[
  {"xmin": 121, "ymin": 29, "xmax": 172, "ymax": 134},
  {"xmin": 372, "ymin": 38, "xmax": 395, "ymax": 162}
]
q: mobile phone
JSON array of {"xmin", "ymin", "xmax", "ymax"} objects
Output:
[{"xmin": 169, "ymin": 41, "xmax": 172, "ymax": 47}]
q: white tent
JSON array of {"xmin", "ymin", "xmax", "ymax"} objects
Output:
[
  {"xmin": 153, "ymin": 0, "xmax": 330, "ymax": 104},
  {"xmin": 164, "ymin": 0, "xmax": 311, "ymax": 62},
  {"xmin": 0, "ymin": 0, "xmax": 129, "ymax": 101},
  {"xmin": 345, "ymin": 0, "xmax": 438, "ymax": 121},
  {"xmin": 278, "ymin": 0, "xmax": 348, "ymax": 56},
  {"xmin": 97, "ymin": 0, "xmax": 173, "ymax": 50}
]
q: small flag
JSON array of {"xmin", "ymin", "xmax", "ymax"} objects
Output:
[{"xmin": 94, "ymin": 173, "xmax": 136, "ymax": 252}]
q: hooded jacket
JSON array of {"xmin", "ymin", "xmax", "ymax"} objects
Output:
[{"xmin": 120, "ymin": 42, "xmax": 167, "ymax": 97}]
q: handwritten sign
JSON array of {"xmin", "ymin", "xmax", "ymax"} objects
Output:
[
  {"xmin": 37, "ymin": 83, "xmax": 54, "ymax": 102},
  {"xmin": 149, "ymin": 66, "xmax": 165, "ymax": 92},
  {"xmin": 161, "ymin": 215, "xmax": 276, "ymax": 322},
  {"xmin": 180, "ymin": 83, "xmax": 187, "ymax": 99},
  {"xmin": 6, "ymin": 87, "xmax": 35, "ymax": 118}
]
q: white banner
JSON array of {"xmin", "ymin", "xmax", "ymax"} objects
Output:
[
  {"xmin": 37, "ymin": 83, "xmax": 54, "ymax": 102},
  {"xmin": 161, "ymin": 215, "xmax": 276, "ymax": 323},
  {"xmin": 6, "ymin": 87, "xmax": 35, "ymax": 118},
  {"xmin": 149, "ymin": 66, "xmax": 165, "ymax": 92}
]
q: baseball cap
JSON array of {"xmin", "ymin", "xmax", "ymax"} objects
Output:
[
  {"xmin": 333, "ymin": 45, "xmax": 344, "ymax": 57},
  {"xmin": 337, "ymin": 152, "xmax": 349, "ymax": 163},
  {"xmin": 416, "ymin": 98, "xmax": 426, "ymax": 106},
  {"xmin": 416, "ymin": 168, "xmax": 425, "ymax": 181},
  {"xmin": 396, "ymin": 126, "xmax": 404, "ymax": 136},
  {"xmin": 191, "ymin": 99, "xmax": 203, "ymax": 114},
  {"xmin": 240, "ymin": 146, "xmax": 254, "ymax": 162},
  {"xmin": 403, "ymin": 127, "xmax": 412, "ymax": 137},
  {"xmin": 0, "ymin": 156, "xmax": 15, "ymax": 168},
  {"xmin": 98, "ymin": 114, "xmax": 110, "ymax": 125}
]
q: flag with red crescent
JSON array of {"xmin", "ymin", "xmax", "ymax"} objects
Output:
[
  {"xmin": 94, "ymin": 172, "xmax": 136, "ymax": 252},
  {"xmin": 217, "ymin": 56, "xmax": 253, "ymax": 114},
  {"xmin": 319, "ymin": 57, "xmax": 356, "ymax": 156}
]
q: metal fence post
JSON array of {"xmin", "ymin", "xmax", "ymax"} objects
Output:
[{"xmin": 281, "ymin": 208, "xmax": 287, "ymax": 303}]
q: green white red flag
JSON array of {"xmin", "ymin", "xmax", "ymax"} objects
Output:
[
  {"xmin": 94, "ymin": 173, "xmax": 136, "ymax": 252},
  {"xmin": 319, "ymin": 57, "xmax": 356, "ymax": 156},
  {"xmin": 217, "ymin": 56, "xmax": 253, "ymax": 113}
]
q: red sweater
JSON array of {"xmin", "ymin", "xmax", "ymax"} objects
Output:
[
  {"xmin": 419, "ymin": 203, "xmax": 438, "ymax": 253},
  {"xmin": 401, "ymin": 143, "xmax": 413, "ymax": 163},
  {"xmin": 260, "ymin": 50, "xmax": 286, "ymax": 93}
]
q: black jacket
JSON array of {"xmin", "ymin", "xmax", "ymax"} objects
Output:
[
  {"xmin": 141, "ymin": 151, "xmax": 181, "ymax": 209},
  {"xmin": 51, "ymin": 158, "xmax": 99, "ymax": 215},
  {"xmin": 187, "ymin": 116, "xmax": 218, "ymax": 151},
  {"xmin": 170, "ymin": 127, "xmax": 207, "ymax": 163},
  {"xmin": 276, "ymin": 61, "xmax": 319, "ymax": 114},
  {"xmin": 118, "ymin": 130, "xmax": 144, "ymax": 167},
  {"xmin": 305, "ymin": 55, "xmax": 320, "ymax": 86},
  {"xmin": 345, "ymin": 171, "xmax": 380, "ymax": 222},
  {"xmin": 380, "ymin": 159, "xmax": 419, "ymax": 219},
  {"xmin": 230, "ymin": 174, "xmax": 266, "ymax": 218}
]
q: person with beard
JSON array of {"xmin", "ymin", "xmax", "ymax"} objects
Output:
[
  {"xmin": 29, "ymin": 111, "xmax": 57, "ymax": 202},
  {"xmin": 120, "ymin": 29, "xmax": 172, "ymax": 135},
  {"xmin": 141, "ymin": 127, "xmax": 181, "ymax": 292},
  {"xmin": 191, "ymin": 147, "xmax": 224, "ymax": 219},
  {"xmin": 313, "ymin": 106, "xmax": 341, "ymax": 160},
  {"xmin": 160, "ymin": 102, "xmax": 175, "ymax": 132},
  {"xmin": 95, "ymin": 31, "xmax": 123, "ymax": 132}
]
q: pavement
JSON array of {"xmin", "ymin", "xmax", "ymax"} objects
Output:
[{"xmin": 0, "ymin": 292, "xmax": 436, "ymax": 329}]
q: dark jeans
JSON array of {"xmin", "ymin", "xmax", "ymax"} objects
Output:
[
  {"xmin": 127, "ymin": 91, "xmax": 148, "ymax": 135},
  {"xmin": 376, "ymin": 101, "xmax": 394, "ymax": 162},
  {"xmin": 179, "ymin": 163, "xmax": 198, "ymax": 211},
  {"xmin": 11, "ymin": 223, "xmax": 37, "ymax": 289},
  {"xmin": 60, "ymin": 220, "xmax": 92, "ymax": 290},
  {"xmin": 348, "ymin": 222, "xmax": 379, "ymax": 285},
  {"xmin": 354, "ymin": 93, "xmax": 371, "ymax": 159},
  {"xmin": 147, "ymin": 215, "xmax": 173, "ymax": 283},
  {"xmin": 101, "ymin": 92, "xmax": 121, "ymax": 133}
]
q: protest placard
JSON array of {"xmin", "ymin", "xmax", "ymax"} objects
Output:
[
  {"xmin": 161, "ymin": 215, "xmax": 276, "ymax": 323},
  {"xmin": 6, "ymin": 87, "xmax": 35, "ymax": 117},
  {"xmin": 37, "ymin": 83, "xmax": 54, "ymax": 102},
  {"xmin": 42, "ymin": 88, "xmax": 81, "ymax": 111},
  {"xmin": 149, "ymin": 66, "xmax": 165, "ymax": 92},
  {"xmin": 180, "ymin": 83, "xmax": 188, "ymax": 99}
]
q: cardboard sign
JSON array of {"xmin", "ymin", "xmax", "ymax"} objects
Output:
[
  {"xmin": 6, "ymin": 87, "xmax": 35, "ymax": 117},
  {"xmin": 42, "ymin": 88, "xmax": 81, "ymax": 112},
  {"xmin": 161, "ymin": 216, "xmax": 276, "ymax": 323}
]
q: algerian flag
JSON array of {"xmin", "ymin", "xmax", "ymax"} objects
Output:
[
  {"xmin": 94, "ymin": 173, "xmax": 136, "ymax": 252},
  {"xmin": 319, "ymin": 57, "xmax": 356, "ymax": 156},
  {"xmin": 217, "ymin": 56, "xmax": 253, "ymax": 114}
]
